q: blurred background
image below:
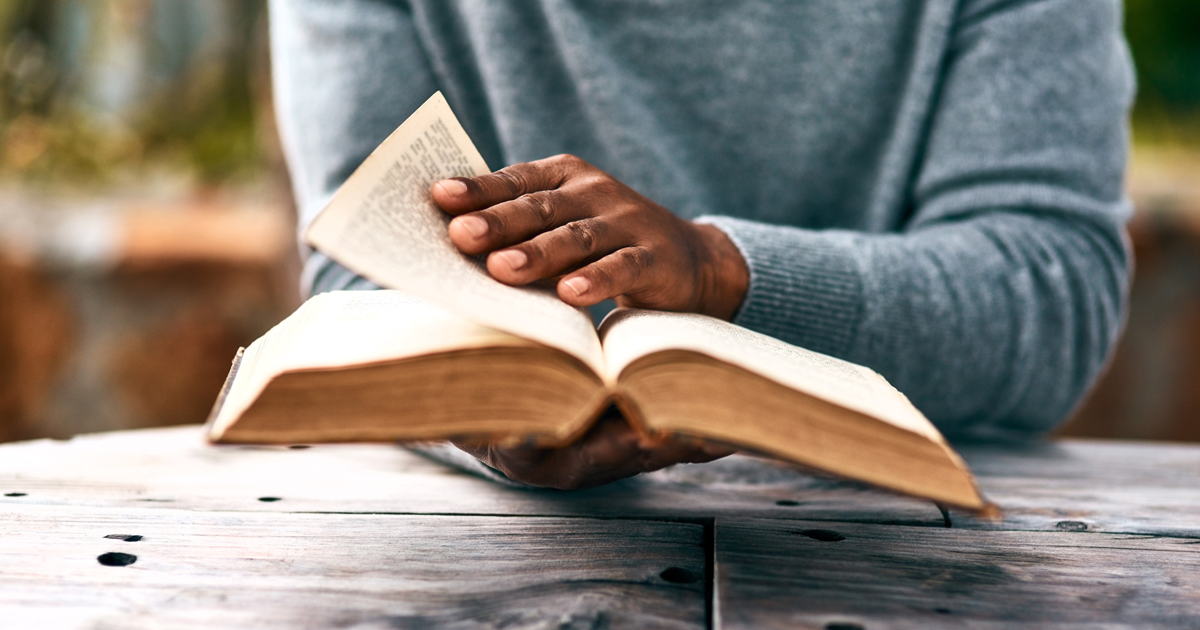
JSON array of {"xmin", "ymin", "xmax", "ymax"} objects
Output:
[
  {"xmin": 0, "ymin": 0, "xmax": 294, "ymax": 442},
  {"xmin": 0, "ymin": 0, "xmax": 1197, "ymax": 443}
]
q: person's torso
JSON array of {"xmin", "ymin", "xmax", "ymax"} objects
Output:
[{"xmin": 408, "ymin": 0, "xmax": 955, "ymax": 232}]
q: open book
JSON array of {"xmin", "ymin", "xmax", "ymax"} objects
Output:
[{"xmin": 206, "ymin": 93, "xmax": 990, "ymax": 512}]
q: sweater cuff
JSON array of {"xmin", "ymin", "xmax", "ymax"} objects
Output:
[{"xmin": 696, "ymin": 216, "xmax": 865, "ymax": 358}]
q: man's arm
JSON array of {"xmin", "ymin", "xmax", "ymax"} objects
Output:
[
  {"xmin": 270, "ymin": 0, "xmax": 433, "ymax": 295},
  {"xmin": 272, "ymin": 0, "xmax": 1133, "ymax": 486},
  {"xmin": 430, "ymin": 0, "xmax": 1133, "ymax": 439},
  {"xmin": 711, "ymin": 0, "xmax": 1134, "ymax": 437},
  {"xmin": 270, "ymin": 0, "xmax": 732, "ymax": 488}
]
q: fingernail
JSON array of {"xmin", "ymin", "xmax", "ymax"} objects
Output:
[
  {"xmin": 435, "ymin": 179, "xmax": 468, "ymax": 197},
  {"xmin": 454, "ymin": 215, "xmax": 488, "ymax": 239},
  {"xmin": 493, "ymin": 249, "xmax": 527, "ymax": 271},
  {"xmin": 563, "ymin": 276, "xmax": 590, "ymax": 297}
]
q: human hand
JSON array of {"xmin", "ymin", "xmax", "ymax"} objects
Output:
[
  {"xmin": 451, "ymin": 409, "xmax": 736, "ymax": 490},
  {"xmin": 431, "ymin": 154, "xmax": 749, "ymax": 320}
]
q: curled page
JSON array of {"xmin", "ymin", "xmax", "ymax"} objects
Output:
[{"xmin": 306, "ymin": 92, "xmax": 604, "ymax": 374}]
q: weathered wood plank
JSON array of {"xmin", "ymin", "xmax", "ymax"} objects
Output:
[
  {"xmin": 2, "ymin": 427, "xmax": 1199, "ymax": 535},
  {"xmin": 0, "ymin": 505, "xmax": 705, "ymax": 629},
  {"xmin": 953, "ymin": 439, "xmax": 1200, "ymax": 536},
  {"xmin": 0, "ymin": 427, "xmax": 941, "ymax": 523},
  {"xmin": 714, "ymin": 517, "xmax": 1200, "ymax": 630}
]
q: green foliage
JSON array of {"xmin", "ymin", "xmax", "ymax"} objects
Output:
[
  {"xmin": 0, "ymin": 0, "xmax": 268, "ymax": 187},
  {"xmin": 1125, "ymin": 0, "xmax": 1200, "ymax": 145},
  {"xmin": 1126, "ymin": 0, "xmax": 1200, "ymax": 111},
  {"xmin": 1, "ymin": 0, "xmax": 1198, "ymax": 182}
]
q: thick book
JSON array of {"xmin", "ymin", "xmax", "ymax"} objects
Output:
[{"xmin": 206, "ymin": 93, "xmax": 991, "ymax": 512}]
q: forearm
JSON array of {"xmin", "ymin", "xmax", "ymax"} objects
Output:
[
  {"xmin": 705, "ymin": 209, "xmax": 1129, "ymax": 437},
  {"xmin": 698, "ymin": 0, "xmax": 1135, "ymax": 436},
  {"xmin": 271, "ymin": 0, "xmax": 439, "ymax": 296}
]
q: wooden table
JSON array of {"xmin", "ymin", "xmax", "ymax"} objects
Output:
[{"xmin": 1, "ymin": 427, "xmax": 1198, "ymax": 629}]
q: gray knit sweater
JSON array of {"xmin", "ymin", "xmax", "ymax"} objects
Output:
[{"xmin": 271, "ymin": 0, "xmax": 1133, "ymax": 438}]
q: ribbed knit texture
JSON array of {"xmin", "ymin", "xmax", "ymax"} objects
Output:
[
  {"xmin": 271, "ymin": 0, "xmax": 1134, "ymax": 438},
  {"xmin": 697, "ymin": 216, "xmax": 865, "ymax": 359}
]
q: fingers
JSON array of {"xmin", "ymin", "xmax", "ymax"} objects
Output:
[
  {"xmin": 451, "ymin": 414, "xmax": 736, "ymax": 490},
  {"xmin": 553, "ymin": 429, "xmax": 731, "ymax": 488},
  {"xmin": 433, "ymin": 154, "xmax": 721, "ymax": 313},
  {"xmin": 441, "ymin": 156, "xmax": 599, "ymax": 256},
  {"xmin": 484, "ymin": 217, "xmax": 624, "ymax": 285},
  {"xmin": 432, "ymin": 154, "xmax": 581, "ymax": 215},
  {"xmin": 556, "ymin": 246, "xmax": 657, "ymax": 306},
  {"xmin": 510, "ymin": 414, "xmax": 645, "ymax": 489},
  {"xmin": 469, "ymin": 215, "xmax": 665, "ymax": 305},
  {"xmin": 448, "ymin": 188, "xmax": 592, "ymax": 256}
]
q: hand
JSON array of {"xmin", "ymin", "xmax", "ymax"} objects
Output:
[
  {"xmin": 451, "ymin": 409, "xmax": 736, "ymax": 490},
  {"xmin": 431, "ymin": 154, "xmax": 749, "ymax": 320}
]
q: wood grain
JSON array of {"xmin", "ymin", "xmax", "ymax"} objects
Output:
[
  {"xmin": 3, "ymin": 426, "xmax": 1200, "ymax": 627},
  {"xmin": 2, "ymin": 427, "xmax": 1199, "ymax": 536},
  {"xmin": 954, "ymin": 439, "xmax": 1200, "ymax": 536},
  {"xmin": 0, "ymin": 426, "xmax": 936, "ymax": 522},
  {"xmin": 714, "ymin": 517, "xmax": 1200, "ymax": 629},
  {"xmin": 0, "ymin": 505, "xmax": 705, "ymax": 630}
]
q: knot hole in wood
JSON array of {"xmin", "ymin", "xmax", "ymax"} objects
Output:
[
  {"xmin": 794, "ymin": 529, "xmax": 846, "ymax": 542},
  {"xmin": 659, "ymin": 567, "xmax": 699, "ymax": 584},
  {"xmin": 97, "ymin": 552, "xmax": 137, "ymax": 567}
]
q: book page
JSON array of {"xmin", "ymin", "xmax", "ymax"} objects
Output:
[
  {"xmin": 210, "ymin": 290, "xmax": 533, "ymax": 437},
  {"xmin": 600, "ymin": 309, "xmax": 942, "ymax": 442},
  {"xmin": 305, "ymin": 92, "xmax": 604, "ymax": 374}
]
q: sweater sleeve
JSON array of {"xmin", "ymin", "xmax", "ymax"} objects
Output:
[
  {"xmin": 270, "ymin": 0, "xmax": 429, "ymax": 295},
  {"xmin": 271, "ymin": 0, "xmax": 513, "ymax": 481},
  {"xmin": 701, "ymin": 0, "xmax": 1134, "ymax": 437},
  {"xmin": 273, "ymin": 0, "xmax": 1134, "ymax": 439}
]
